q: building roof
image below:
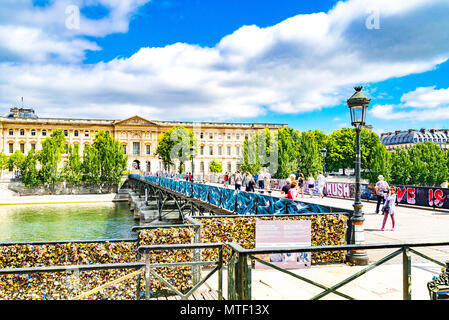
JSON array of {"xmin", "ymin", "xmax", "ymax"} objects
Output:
[{"xmin": 380, "ymin": 129, "xmax": 449, "ymax": 145}]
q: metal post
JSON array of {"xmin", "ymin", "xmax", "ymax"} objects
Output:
[
  {"xmin": 347, "ymin": 126, "xmax": 369, "ymax": 265},
  {"xmin": 192, "ymin": 225, "xmax": 201, "ymax": 285},
  {"xmin": 236, "ymin": 252, "xmax": 250, "ymax": 300},
  {"xmin": 403, "ymin": 248, "xmax": 412, "ymax": 300},
  {"xmin": 144, "ymin": 253, "xmax": 150, "ymax": 300}
]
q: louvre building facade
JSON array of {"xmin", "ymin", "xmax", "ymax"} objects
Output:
[{"xmin": 0, "ymin": 107, "xmax": 287, "ymax": 174}]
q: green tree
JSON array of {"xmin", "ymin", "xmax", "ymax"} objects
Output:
[
  {"xmin": 275, "ymin": 127, "xmax": 300, "ymax": 179},
  {"xmin": 0, "ymin": 152, "xmax": 9, "ymax": 178},
  {"xmin": 92, "ymin": 130, "xmax": 128, "ymax": 185},
  {"xmin": 326, "ymin": 127, "xmax": 382, "ymax": 175},
  {"xmin": 326, "ymin": 128, "xmax": 355, "ymax": 175},
  {"xmin": 38, "ymin": 129, "xmax": 65, "ymax": 185},
  {"xmin": 8, "ymin": 150, "xmax": 25, "ymax": 171},
  {"xmin": 155, "ymin": 127, "xmax": 197, "ymax": 172},
  {"xmin": 209, "ymin": 159, "xmax": 223, "ymax": 173},
  {"xmin": 21, "ymin": 149, "xmax": 40, "ymax": 187},
  {"xmin": 389, "ymin": 148, "xmax": 412, "ymax": 185},
  {"xmin": 364, "ymin": 143, "xmax": 390, "ymax": 184},
  {"xmin": 241, "ymin": 128, "xmax": 278, "ymax": 176},
  {"xmin": 408, "ymin": 142, "xmax": 448, "ymax": 186},
  {"xmin": 82, "ymin": 144, "xmax": 101, "ymax": 184},
  {"xmin": 64, "ymin": 144, "xmax": 83, "ymax": 183},
  {"xmin": 297, "ymin": 131, "xmax": 322, "ymax": 178}
]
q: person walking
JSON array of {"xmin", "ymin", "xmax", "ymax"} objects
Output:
[
  {"xmin": 264, "ymin": 171, "xmax": 271, "ymax": 190},
  {"xmin": 287, "ymin": 180, "xmax": 299, "ymax": 200},
  {"xmin": 244, "ymin": 172, "xmax": 256, "ymax": 192},
  {"xmin": 234, "ymin": 170, "xmax": 243, "ymax": 191},
  {"xmin": 317, "ymin": 172, "xmax": 326, "ymax": 198},
  {"xmin": 257, "ymin": 172, "xmax": 265, "ymax": 190},
  {"xmin": 375, "ymin": 175, "xmax": 390, "ymax": 214},
  {"xmin": 280, "ymin": 179, "xmax": 291, "ymax": 198},
  {"xmin": 224, "ymin": 172, "xmax": 229, "ymax": 186},
  {"xmin": 381, "ymin": 186, "xmax": 397, "ymax": 231},
  {"xmin": 307, "ymin": 173, "xmax": 315, "ymax": 198},
  {"xmin": 298, "ymin": 173, "xmax": 305, "ymax": 198}
]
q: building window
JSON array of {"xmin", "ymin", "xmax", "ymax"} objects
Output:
[
  {"xmin": 218, "ymin": 146, "xmax": 222, "ymax": 155},
  {"xmin": 123, "ymin": 144, "xmax": 127, "ymax": 154},
  {"xmin": 20, "ymin": 129, "xmax": 25, "ymax": 136},
  {"xmin": 209, "ymin": 146, "xmax": 213, "ymax": 155},
  {"xmin": 9, "ymin": 129, "xmax": 13, "ymax": 136},
  {"xmin": 245, "ymin": 134, "xmax": 249, "ymax": 140},
  {"xmin": 236, "ymin": 133, "xmax": 240, "ymax": 140},
  {"xmin": 42, "ymin": 130, "xmax": 47, "ymax": 136},
  {"xmin": 200, "ymin": 161, "xmax": 204, "ymax": 172},
  {"xmin": 133, "ymin": 142, "xmax": 140, "ymax": 155},
  {"xmin": 227, "ymin": 162, "xmax": 232, "ymax": 172},
  {"xmin": 31, "ymin": 143, "xmax": 36, "ymax": 151},
  {"xmin": 63, "ymin": 144, "xmax": 68, "ymax": 154},
  {"xmin": 31, "ymin": 129, "xmax": 36, "ymax": 136},
  {"xmin": 200, "ymin": 132, "xmax": 204, "ymax": 139},
  {"xmin": 227, "ymin": 146, "xmax": 231, "ymax": 155},
  {"xmin": 200, "ymin": 146, "xmax": 204, "ymax": 155},
  {"xmin": 209, "ymin": 133, "xmax": 213, "ymax": 139},
  {"xmin": 85, "ymin": 131, "xmax": 89, "ymax": 137},
  {"xmin": 9, "ymin": 143, "xmax": 13, "ymax": 154},
  {"xmin": 64, "ymin": 130, "xmax": 68, "ymax": 137},
  {"xmin": 20, "ymin": 143, "xmax": 25, "ymax": 153},
  {"xmin": 227, "ymin": 134, "xmax": 231, "ymax": 140},
  {"xmin": 146, "ymin": 145, "xmax": 151, "ymax": 155},
  {"xmin": 218, "ymin": 133, "xmax": 222, "ymax": 140},
  {"xmin": 74, "ymin": 130, "xmax": 79, "ymax": 137},
  {"xmin": 236, "ymin": 146, "xmax": 241, "ymax": 156}
]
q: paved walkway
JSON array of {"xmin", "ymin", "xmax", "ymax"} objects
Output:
[{"xmin": 199, "ymin": 183, "xmax": 449, "ymax": 300}]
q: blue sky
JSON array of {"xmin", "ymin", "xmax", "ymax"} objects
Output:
[{"xmin": 1, "ymin": 0, "xmax": 449, "ymax": 135}]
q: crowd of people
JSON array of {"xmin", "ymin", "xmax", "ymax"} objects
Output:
[
  {"xmin": 223, "ymin": 170, "xmax": 272, "ymax": 192},
  {"xmin": 278, "ymin": 172, "xmax": 327, "ymax": 200}
]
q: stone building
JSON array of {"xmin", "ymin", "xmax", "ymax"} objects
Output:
[
  {"xmin": 0, "ymin": 107, "xmax": 287, "ymax": 175},
  {"xmin": 380, "ymin": 128, "xmax": 449, "ymax": 150}
]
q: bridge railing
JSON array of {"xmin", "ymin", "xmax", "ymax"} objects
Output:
[
  {"xmin": 225, "ymin": 241, "xmax": 449, "ymax": 300},
  {"xmin": 129, "ymin": 174, "xmax": 352, "ymax": 216}
]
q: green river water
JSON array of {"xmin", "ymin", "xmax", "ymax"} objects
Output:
[{"xmin": 0, "ymin": 202, "xmax": 136, "ymax": 243}]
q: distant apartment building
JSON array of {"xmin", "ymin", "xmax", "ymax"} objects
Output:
[
  {"xmin": 380, "ymin": 128, "xmax": 449, "ymax": 150},
  {"xmin": 0, "ymin": 107, "xmax": 287, "ymax": 174}
]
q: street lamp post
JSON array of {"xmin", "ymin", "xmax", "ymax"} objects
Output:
[
  {"xmin": 346, "ymin": 86, "xmax": 370, "ymax": 266},
  {"xmin": 321, "ymin": 147, "xmax": 327, "ymax": 175},
  {"xmin": 190, "ymin": 146, "xmax": 196, "ymax": 197}
]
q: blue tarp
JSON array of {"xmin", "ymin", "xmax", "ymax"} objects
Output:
[{"xmin": 132, "ymin": 174, "xmax": 331, "ymax": 215}]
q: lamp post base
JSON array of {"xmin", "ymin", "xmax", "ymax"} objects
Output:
[{"xmin": 346, "ymin": 251, "xmax": 369, "ymax": 266}]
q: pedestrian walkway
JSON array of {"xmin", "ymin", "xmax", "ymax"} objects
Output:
[{"xmin": 198, "ymin": 181, "xmax": 449, "ymax": 299}]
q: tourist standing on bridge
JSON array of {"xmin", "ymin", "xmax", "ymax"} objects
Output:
[
  {"xmin": 244, "ymin": 172, "xmax": 256, "ymax": 192},
  {"xmin": 257, "ymin": 172, "xmax": 265, "ymax": 190},
  {"xmin": 375, "ymin": 175, "xmax": 390, "ymax": 214},
  {"xmin": 234, "ymin": 170, "xmax": 243, "ymax": 191},
  {"xmin": 307, "ymin": 173, "xmax": 315, "ymax": 198},
  {"xmin": 287, "ymin": 180, "xmax": 299, "ymax": 200},
  {"xmin": 381, "ymin": 186, "xmax": 397, "ymax": 231},
  {"xmin": 280, "ymin": 179, "xmax": 291, "ymax": 198},
  {"xmin": 317, "ymin": 172, "xmax": 326, "ymax": 198},
  {"xmin": 298, "ymin": 173, "xmax": 305, "ymax": 198},
  {"xmin": 264, "ymin": 171, "xmax": 271, "ymax": 190}
]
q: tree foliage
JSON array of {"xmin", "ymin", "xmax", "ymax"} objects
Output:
[
  {"xmin": 38, "ymin": 129, "xmax": 65, "ymax": 184},
  {"xmin": 209, "ymin": 159, "xmax": 223, "ymax": 173},
  {"xmin": 155, "ymin": 127, "xmax": 197, "ymax": 171}
]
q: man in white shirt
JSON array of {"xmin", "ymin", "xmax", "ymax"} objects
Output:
[
  {"xmin": 375, "ymin": 175, "xmax": 389, "ymax": 214},
  {"xmin": 317, "ymin": 172, "xmax": 326, "ymax": 198}
]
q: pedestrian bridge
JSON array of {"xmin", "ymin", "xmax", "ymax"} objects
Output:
[{"xmin": 127, "ymin": 174, "xmax": 352, "ymax": 219}]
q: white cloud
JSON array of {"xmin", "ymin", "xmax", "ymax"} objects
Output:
[
  {"xmin": 401, "ymin": 86, "xmax": 449, "ymax": 108},
  {"xmin": 371, "ymin": 85, "xmax": 449, "ymax": 121},
  {"xmin": 1, "ymin": 0, "xmax": 449, "ymax": 121}
]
